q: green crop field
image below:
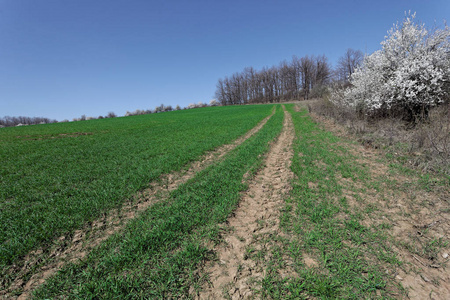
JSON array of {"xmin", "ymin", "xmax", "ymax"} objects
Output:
[
  {"xmin": 0, "ymin": 105, "xmax": 273, "ymax": 271},
  {"xmin": 2, "ymin": 103, "xmax": 448, "ymax": 299},
  {"xmin": 32, "ymin": 105, "xmax": 285, "ymax": 299}
]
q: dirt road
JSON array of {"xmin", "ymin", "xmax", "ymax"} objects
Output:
[{"xmin": 199, "ymin": 107, "xmax": 295, "ymax": 299}]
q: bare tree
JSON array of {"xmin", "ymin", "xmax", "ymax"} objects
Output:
[
  {"xmin": 106, "ymin": 112, "xmax": 117, "ymax": 118},
  {"xmin": 299, "ymin": 56, "xmax": 315, "ymax": 100},
  {"xmin": 335, "ymin": 48, "xmax": 364, "ymax": 83},
  {"xmin": 214, "ymin": 53, "xmax": 332, "ymax": 104},
  {"xmin": 215, "ymin": 78, "xmax": 226, "ymax": 105},
  {"xmin": 310, "ymin": 55, "xmax": 331, "ymax": 98},
  {"xmin": 279, "ymin": 59, "xmax": 298, "ymax": 100},
  {"xmin": 314, "ymin": 55, "xmax": 331, "ymax": 86}
]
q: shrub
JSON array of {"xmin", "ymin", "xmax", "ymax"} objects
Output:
[
  {"xmin": 337, "ymin": 13, "xmax": 449, "ymax": 123},
  {"xmin": 107, "ymin": 112, "xmax": 117, "ymax": 118}
]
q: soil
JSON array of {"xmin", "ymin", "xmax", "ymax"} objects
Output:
[
  {"xmin": 2, "ymin": 110, "xmax": 275, "ymax": 300},
  {"xmin": 198, "ymin": 106, "xmax": 295, "ymax": 299}
]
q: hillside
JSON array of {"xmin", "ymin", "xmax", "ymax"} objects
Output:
[{"xmin": 1, "ymin": 104, "xmax": 449, "ymax": 299}]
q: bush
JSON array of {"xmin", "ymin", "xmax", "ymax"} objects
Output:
[
  {"xmin": 336, "ymin": 13, "xmax": 449, "ymax": 123},
  {"xmin": 107, "ymin": 112, "xmax": 117, "ymax": 118},
  {"xmin": 310, "ymin": 84, "xmax": 330, "ymax": 99},
  {"xmin": 310, "ymin": 98, "xmax": 450, "ymax": 175}
]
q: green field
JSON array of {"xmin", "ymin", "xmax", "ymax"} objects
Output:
[
  {"xmin": 2, "ymin": 104, "xmax": 448, "ymax": 299},
  {"xmin": 0, "ymin": 105, "xmax": 273, "ymax": 269},
  {"xmin": 33, "ymin": 106, "xmax": 285, "ymax": 298}
]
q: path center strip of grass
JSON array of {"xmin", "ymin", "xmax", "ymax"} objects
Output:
[{"xmin": 31, "ymin": 106, "xmax": 284, "ymax": 299}]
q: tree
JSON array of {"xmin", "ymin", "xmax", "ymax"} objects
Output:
[
  {"xmin": 314, "ymin": 55, "xmax": 331, "ymax": 86},
  {"xmin": 0, "ymin": 116, "xmax": 57, "ymax": 127},
  {"xmin": 299, "ymin": 56, "xmax": 315, "ymax": 100},
  {"xmin": 209, "ymin": 99, "xmax": 219, "ymax": 106},
  {"xmin": 341, "ymin": 13, "xmax": 449, "ymax": 121},
  {"xmin": 214, "ymin": 54, "xmax": 331, "ymax": 104},
  {"xmin": 335, "ymin": 48, "xmax": 364, "ymax": 83},
  {"xmin": 107, "ymin": 112, "xmax": 117, "ymax": 118}
]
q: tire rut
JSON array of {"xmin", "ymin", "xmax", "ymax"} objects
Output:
[
  {"xmin": 198, "ymin": 106, "xmax": 295, "ymax": 300},
  {"xmin": 3, "ymin": 109, "xmax": 276, "ymax": 300}
]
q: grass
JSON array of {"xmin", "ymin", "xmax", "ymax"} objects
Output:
[
  {"xmin": 309, "ymin": 98, "xmax": 450, "ymax": 176},
  {"xmin": 5, "ymin": 102, "xmax": 448, "ymax": 298},
  {"xmin": 0, "ymin": 105, "xmax": 273, "ymax": 271},
  {"xmin": 260, "ymin": 105, "xmax": 403, "ymax": 299},
  {"xmin": 31, "ymin": 106, "xmax": 285, "ymax": 298}
]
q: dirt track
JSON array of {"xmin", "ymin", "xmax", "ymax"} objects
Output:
[{"xmin": 199, "ymin": 107, "xmax": 295, "ymax": 299}]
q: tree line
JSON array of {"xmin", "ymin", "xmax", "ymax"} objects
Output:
[
  {"xmin": 214, "ymin": 51, "xmax": 364, "ymax": 106},
  {"xmin": 0, "ymin": 116, "xmax": 58, "ymax": 128},
  {"xmin": 215, "ymin": 55, "xmax": 331, "ymax": 105}
]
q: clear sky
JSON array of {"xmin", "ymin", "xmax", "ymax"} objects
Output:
[{"xmin": 1, "ymin": 0, "xmax": 448, "ymax": 121}]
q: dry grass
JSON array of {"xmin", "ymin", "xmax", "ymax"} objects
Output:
[{"xmin": 309, "ymin": 98, "xmax": 450, "ymax": 175}]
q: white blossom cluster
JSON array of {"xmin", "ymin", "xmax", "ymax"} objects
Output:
[
  {"xmin": 187, "ymin": 101, "xmax": 208, "ymax": 109},
  {"xmin": 337, "ymin": 13, "xmax": 449, "ymax": 115},
  {"xmin": 209, "ymin": 99, "xmax": 219, "ymax": 106}
]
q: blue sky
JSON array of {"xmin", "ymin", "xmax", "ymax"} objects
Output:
[{"xmin": 1, "ymin": 0, "xmax": 448, "ymax": 121}]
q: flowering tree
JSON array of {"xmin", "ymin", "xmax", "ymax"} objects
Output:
[
  {"xmin": 209, "ymin": 99, "xmax": 219, "ymax": 106},
  {"xmin": 340, "ymin": 13, "xmax": 449, "ymax": 121}
]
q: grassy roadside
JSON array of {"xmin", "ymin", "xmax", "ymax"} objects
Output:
[
  {"xmin": 0, "ymin": 105, "xmax": 272, "ymax": 273},
  {"xmin": 31, "ymin": 106, "xmax": 284, "ymax": 298},
  {"xmin": 260, "ymin": 105, "xmax": 403, "ymax": 299}
]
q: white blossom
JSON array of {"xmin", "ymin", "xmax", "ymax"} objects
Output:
[
  {"xmin": 209, "ymin": 99, "xmax": 219, "ymax": 106},
  {"xmin": 338, "ymin": 13, "xmax": 449, "ymax": 117}
]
